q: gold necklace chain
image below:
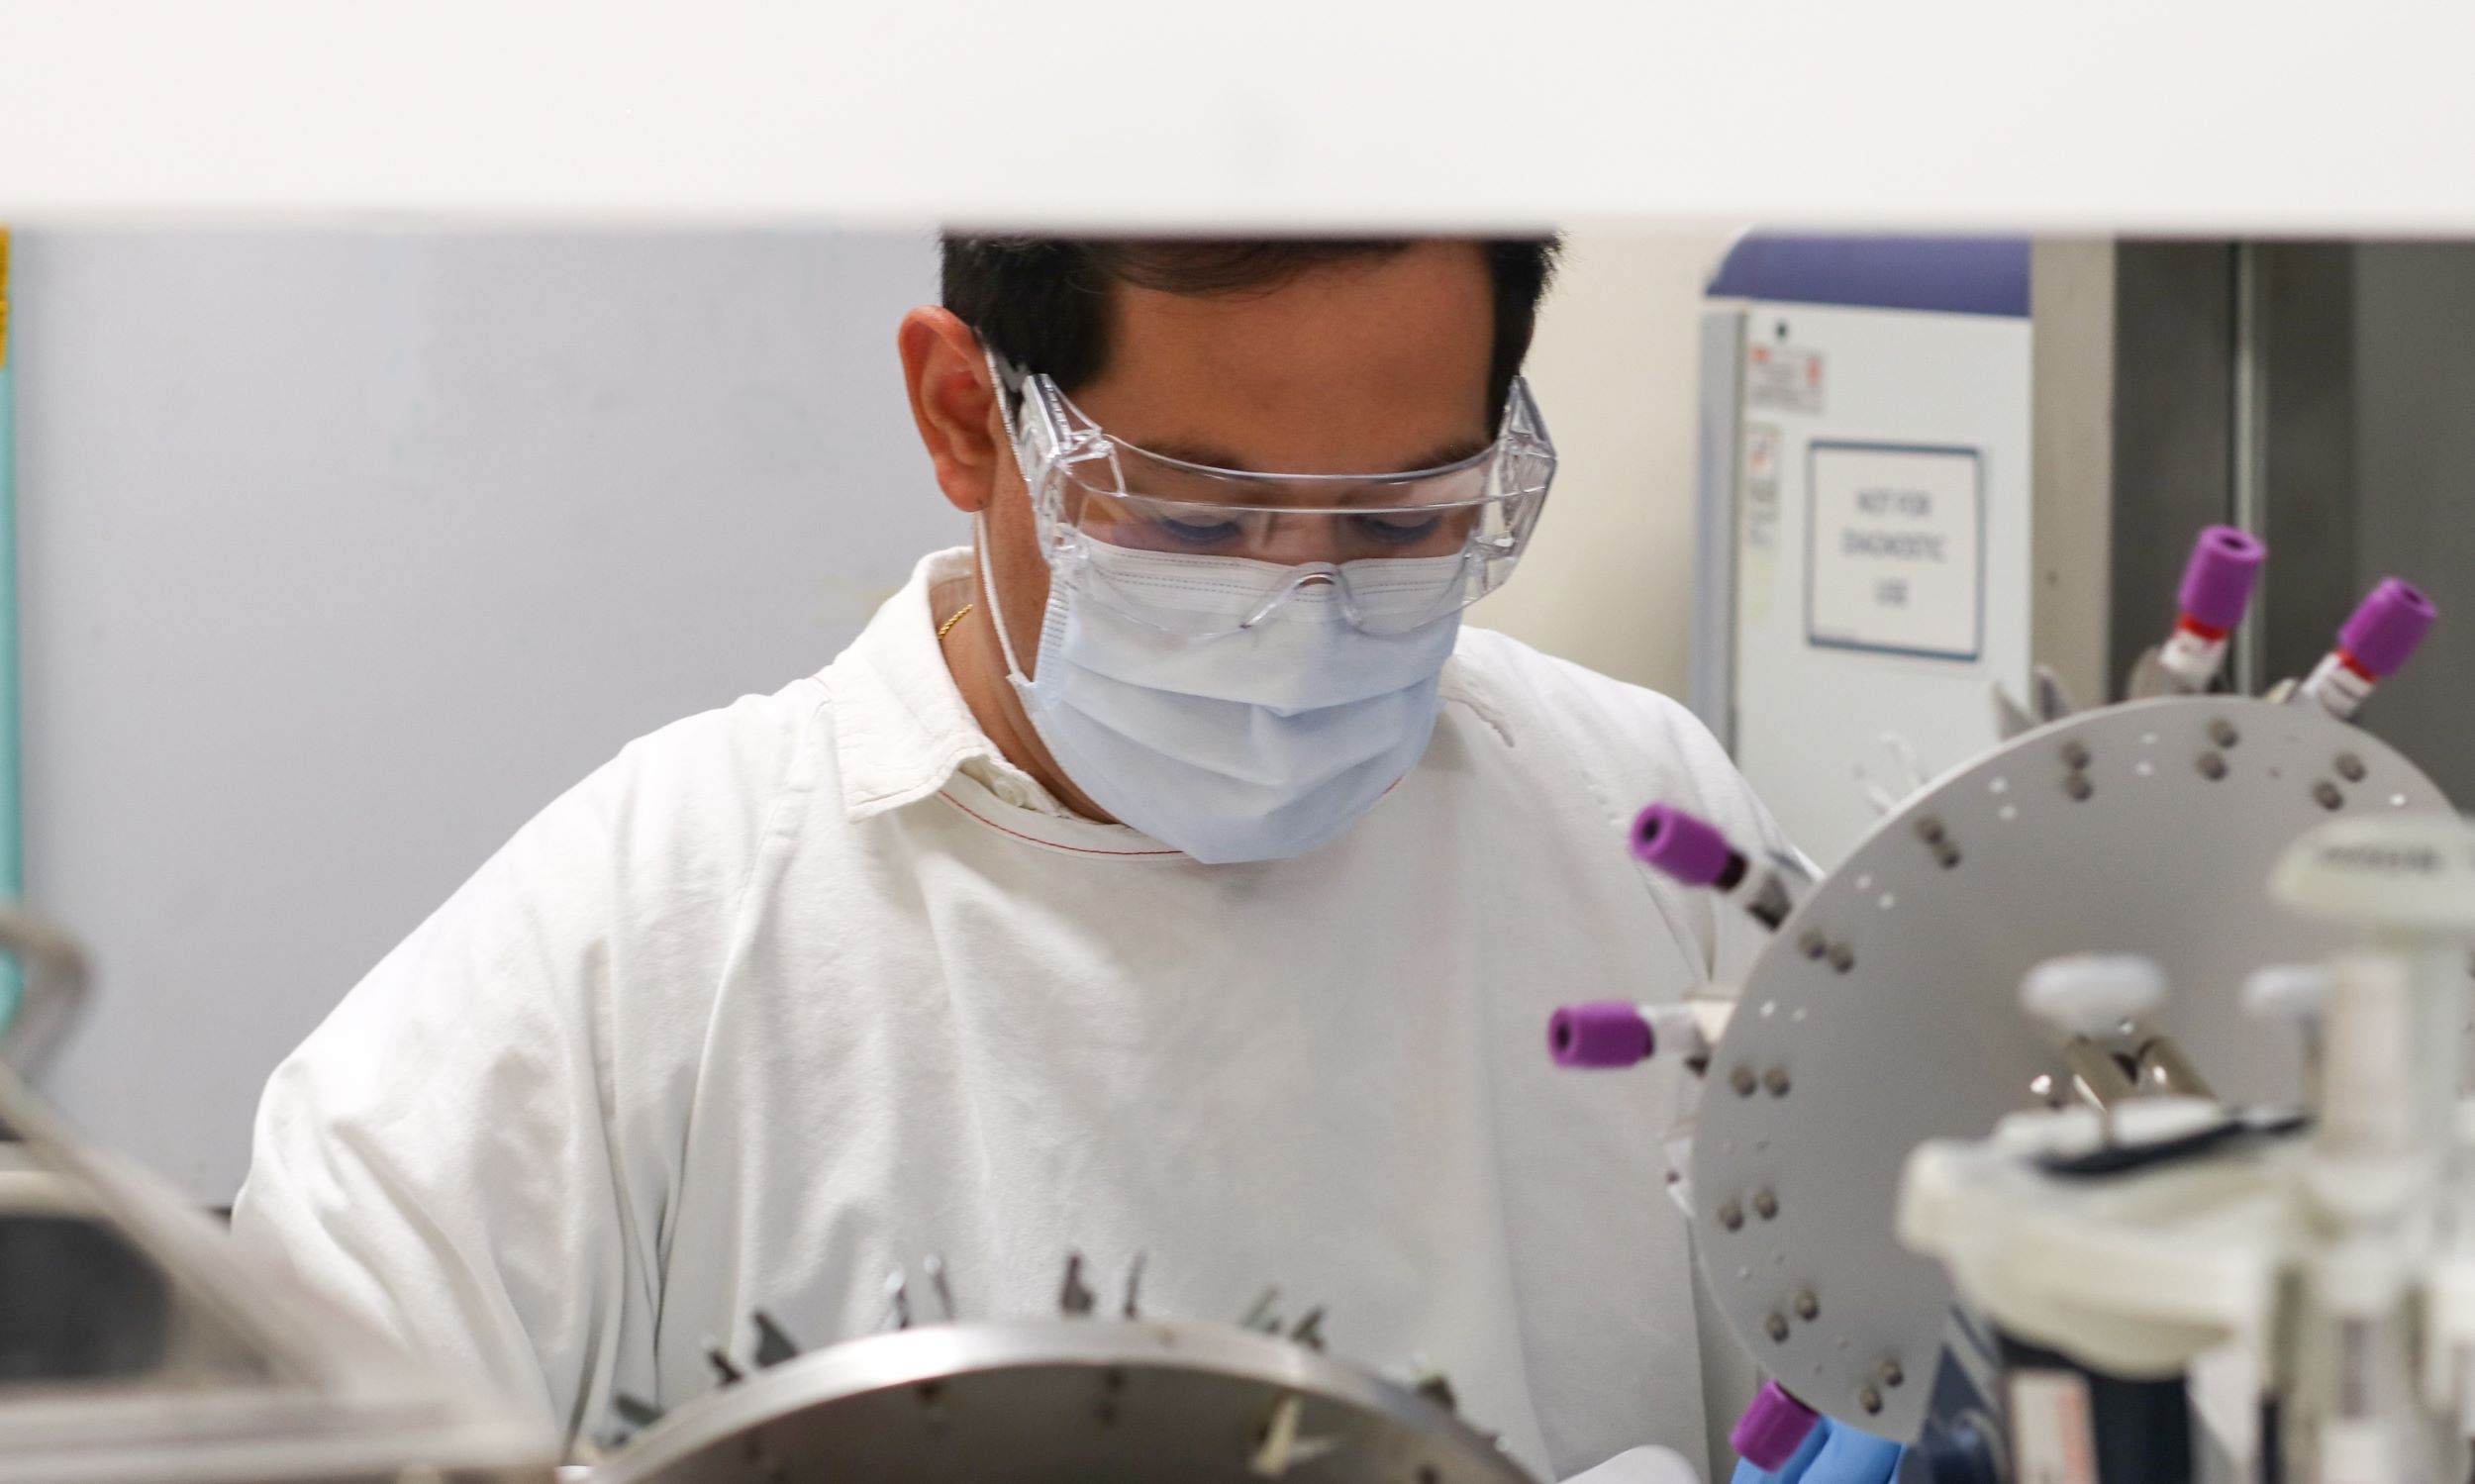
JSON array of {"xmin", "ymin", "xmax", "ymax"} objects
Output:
[{"xmin": 936, "ymin": 602, "xmax": 976, "ymax": 640}]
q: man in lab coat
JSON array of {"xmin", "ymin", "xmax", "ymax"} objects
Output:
[{"xmin": 234, "ymin": 236, "xmax": 1878, "ymax": 1483}]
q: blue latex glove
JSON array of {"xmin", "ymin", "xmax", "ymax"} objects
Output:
[{"xmin": 1731, "ymin": 1418, "xmax": 1904, "ymax": 1484}]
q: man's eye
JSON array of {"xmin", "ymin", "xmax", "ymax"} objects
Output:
[
  {"xmin": 1352, "ymin": 513, "xmax": 1445, "ymax": 545},
  {"xmin": 1155, "ymin": 515, "xmax": 1244, "ymax": 545}
]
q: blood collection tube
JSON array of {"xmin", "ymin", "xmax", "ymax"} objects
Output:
[
  {"xmin": 2293, "ymin": 579, "xmax": 2437, "ymax": 721},
  {"xmin": 1547, "ymin": 1001, "xmax": 1655, "ymax": 1068},
  {"xmin": 1548, "ymin": 808, "xmax": 1791, "ymax": 1070},
  {"xmin": 2141, "ymin": 526, "xmax": 2265, "ymax": 696},
  {"xmin": 1545, "ymin": 998, "xmax": 1718, "ymax": 1072},
  {"xmin": 1732, "ymin": 1380, "xmax": 1826, "ymax": 1473},
  {"xmin": 1633, "ymin": 803, "xmax": 1799, "ymax": 930}
]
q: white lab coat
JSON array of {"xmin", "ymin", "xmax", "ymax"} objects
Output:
[{"xmin": 234, "ymin": 547, "xmax": 1789, "ymax": 1481}]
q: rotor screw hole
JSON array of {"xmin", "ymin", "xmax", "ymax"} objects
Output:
[
  {"xmin": 1794, "ymin": 1290, "xmax": 1821, "ymax": 1322},
  {"xmin": 2209, "ymin": 719, "xmax": 2240, "ymax": 748},
  {"xmin": 1753, "ymin": 1189, "xmax": 1780, "ymax": 1221},
  {"xmin": 2061, "ymin": 742, "xmax": 2091, "ymax": 769},
  {"xmin": 2064, "ymin": 773, "xmax": 2095, "ymax": 802},
  {"xmin": 2336, "ymin": 751, "xmax": 2368, "ymax": 782},
  {"xmin": 1765, "ymin": 1314, "xmax": 1791, "ymax": 1343},
  {"xmin": 1799, "ymin": 931, "xmax": 1829, "ymax": 961},
  {"xmin": 1719, "ymin": 1202, "xmax": 1745, "ymax": 1233},
  {"xmin": 1880, "ymin": 1359, "xmax": 1906, "ymax": 1389},
  {"xmin": 1731, "ymin": 1064, "xmax": 1759, "ymax": 1097},
  {"xmin": 1764, "ymin": 1066, "xmax": 1792, "ymax": 1097},
  {"xmin": 1858, "ymin": 1385, "xmax": 1885, "ymax": 1416},
  {"xmin": 2315, "ymin": 780, "xmax": 2345, "ymax": 811},
  {"xmin": 1829, "ymin": 943, "xmax": 1856, "ymax": 974},
  {"xmin": 2198, "ymin": 751, "xmax": 2228, "ymax": 781}
]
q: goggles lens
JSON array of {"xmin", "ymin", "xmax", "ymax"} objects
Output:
[{"xmin": 999, "ymin": 359, "xmax": 1555, "ymax": 638}]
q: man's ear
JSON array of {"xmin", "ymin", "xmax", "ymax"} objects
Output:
[{"xmin": 899, "ymin": 307, "xmax": 1005, "ymax": 515}]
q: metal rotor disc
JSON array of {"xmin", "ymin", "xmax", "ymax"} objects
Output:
[
  {"xmin": 1691, "ymin": 696, "xmax": 2452, "ymax": 1441},
  {"xmin": 596, "ymin": 1318, "xmax": 1537, "ymax": 1484}
]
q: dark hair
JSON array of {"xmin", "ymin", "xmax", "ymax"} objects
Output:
[{"xmin": 940, "ymin": 236, "xmax": 1562, "ymax": 422}]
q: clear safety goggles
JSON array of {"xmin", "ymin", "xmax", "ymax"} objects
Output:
[{"xmin": 990, "ymin": 352, "xmax": 1555, "ymax": 638}]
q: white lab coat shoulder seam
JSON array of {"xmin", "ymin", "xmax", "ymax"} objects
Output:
[{"xmin": 722, "ymin": 684, "xmax": 833, "ymax": 935}]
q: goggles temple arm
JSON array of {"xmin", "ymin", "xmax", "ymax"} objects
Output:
[{"xmin": 983, "ymin": 346, "xmax": 1034, "ymax": 445}]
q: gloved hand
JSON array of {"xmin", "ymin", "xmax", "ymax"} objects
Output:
[{"xmin": 1731, "ymin": 1418, "xmax": 1903, "ymax": 1484}]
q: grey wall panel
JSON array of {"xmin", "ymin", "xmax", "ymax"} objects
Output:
[
  {"xmin": 2105, "ymin": 245, "xmax": 2237, "ymax": 697},
  {"xmin": 2253, "ymin": 245, "xmax": 2361, "ymax": 691},
  {"xmin": 2350, "ymin": 243, "xmax": 2475, "ymax": 804},
  {"xmin": 14, "ymin": 231, "xmax": 951, "ymax": 1198}
]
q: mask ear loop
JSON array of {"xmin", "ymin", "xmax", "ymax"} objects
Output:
[
  {"xmin": 974, "ymin": 513, "xmax": 1038, "ymax": 690},
  {"xmin": 973, "ymin": 347, "xmax": 1040, "ymax": 688}
]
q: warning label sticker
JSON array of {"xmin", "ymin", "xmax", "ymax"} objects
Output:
[
  {"xmin": 1745, "ymin": 342, "xmax": 1825, "ymax": 416},
  {"xmin": 1742, "ymin": 423, "xmax": 1782, "ymax": 553}
]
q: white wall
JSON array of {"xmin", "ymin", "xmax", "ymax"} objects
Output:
[
  {"xmin": 1480, "ymin": 231, "xmax": 1736, "ymax": 700},
  {"xmin": 16, "ymin": 231, "xmax": 958, "ymax": 1198}
]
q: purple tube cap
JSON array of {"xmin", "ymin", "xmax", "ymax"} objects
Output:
[
  {"xmin": 1548, "ymin": 1003, "xmax": 1653, "ymax": 1068},
  {"xmin": 1633, "ymin": 803, "xmax": 1735, "ymax": 886},
  {"xmin": 1732, "ymin": 1381, "xmax": 1824, "ymax": 1471},
  {"xmin": 2177, "ymin": 525, "xmax": 2265, "ymax": 632},
  {"xmin": 2339, "ymin": 577, "xmax": 2438, "ymax": 678}
]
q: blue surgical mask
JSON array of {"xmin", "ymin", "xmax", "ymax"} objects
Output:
[{"xmin": 979, "ymin": 519, "xmax": 1462, "ymax": 864}]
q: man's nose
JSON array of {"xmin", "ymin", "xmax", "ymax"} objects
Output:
[{"xmin": 1249, "ymin": 513, "xmax": 1347, "ymax": 567}]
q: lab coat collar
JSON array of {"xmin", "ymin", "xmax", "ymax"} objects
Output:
[{"xmin": 829, "ymin": 546, "xmax": 1047, "ymax": 823}]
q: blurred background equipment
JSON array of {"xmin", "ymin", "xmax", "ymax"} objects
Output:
[
  {"xmin": 0, "ymin": 906, "xmax": 555, "ymax": 1484},
  {"xmin": 1694, "ymin": 237, "xmax": 2475, "ymax": 869}
]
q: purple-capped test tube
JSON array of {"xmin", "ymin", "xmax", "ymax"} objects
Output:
[
  {"xmin": 1633, "ymin": 803, "xmax": 1798, "ymax": 930},
  {"xmin": 2144, "ymin": 526, "xmax": 2265, "ymax": 695},
  {"xmin": 1545, "ymin": 805, "xmax": 1793, "ymax": 1077},
  {"xmin": 1548, "ymin": 1002, "xmax": 1656, "ymax": 1068},
  {"xmin": 1732, "ymin": 1380, "xmax": 1825, "ymax": 1472},
  {"xmin": 1634, "ymin": 804, "xmax": 1746, "ymax": 890},
  {"xmin": 2295, "ymin": 578, "xmax": 2438, "ymax": 720},
  {"xmin": 1546, "ymin": 997, "xmax": 1724, "ymax": 1075}
]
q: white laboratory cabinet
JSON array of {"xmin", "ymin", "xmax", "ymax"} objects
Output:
[{"xmin": 1691, "ymin": 238, "xmax": 2035, "ymax": 866}]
